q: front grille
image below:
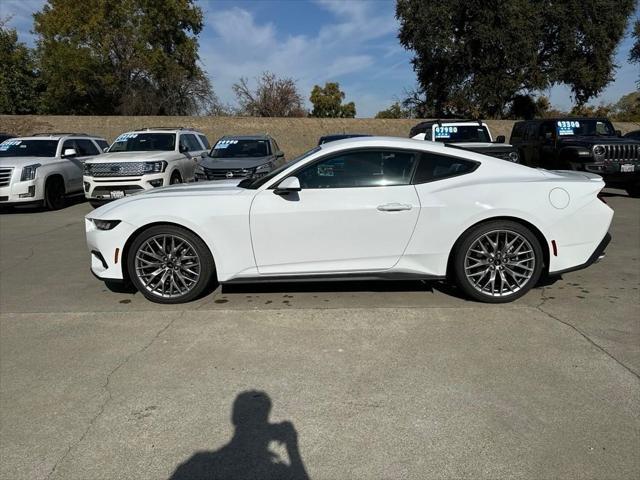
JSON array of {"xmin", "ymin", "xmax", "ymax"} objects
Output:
[
  {"xmin": 202, "ymin": 167, "xmax": 252, "ymax": 180},
  {"xmin": 87, "ymin": 162, "xmax": 147, "ymax": 177},
  {"xmin": 602, "ymin": 144, "xmax": 640, "ymax": 162},
  {"xmin": 0, "ymin": 167, "xmax": 13, "ymax": 187}
]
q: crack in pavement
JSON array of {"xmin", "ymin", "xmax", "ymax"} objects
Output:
[
  {"xmin": 536, "ymin": 287, "xmax": 640, "ymax": 381},
  {"xmin": 44, "ymin": 312, "xmax": 183, "ymax": 480}
]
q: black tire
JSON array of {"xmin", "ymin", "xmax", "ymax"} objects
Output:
[
  {"xmin": 44, "ymin": 177, "xmax": 66, "ymax": 210},
  {"xmin": 626, "ymin": 185, "xmax": 640, "ymax": 198},
  {"xmin": 170, "ymin": 171, "xmax": 182, "ymax": 184},
  {"xmin": 127, "ymin": 225, "xmax": 215, "ymax": 304},
  {"xmin": 452, "ymin": 220, "xmax": 544, "ymax": 303}
]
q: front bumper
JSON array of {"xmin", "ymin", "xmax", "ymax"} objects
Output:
[
  {"xmin": 86, "ymin": 218, "xmax": 138, "ymax": 280},
  {"xmin": 580, "ymin": 163, "xmax": 640, "ymax": 187},
  {"xmin": 0, "ymin": 179, "xmax": 42, "ymax": 205},
  {"xmin": 83, "ymin": 173, "xmax": 168, "ymax": 201}
]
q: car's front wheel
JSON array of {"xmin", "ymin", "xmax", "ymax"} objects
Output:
[
  {"xmin": 453, "ymin": 220, "xmax": 544, "ymax": 303},
  {"xmin": 127, "ymin": 225, "xmax": 215, "ymax": 303}
]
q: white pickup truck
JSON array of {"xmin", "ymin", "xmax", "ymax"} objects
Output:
[
  {"xmin": 83, "ymin": 127, "xmax": 210, "ymax": 207},
  {"xmin": 0, "ymin": 133, "xmax": 108, "ymax": 210}
]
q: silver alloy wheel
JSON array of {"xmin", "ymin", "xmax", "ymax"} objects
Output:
[
  {"xmin": 134, "ymin": 234, "xmax": 201, "ymax": 298},
  {"xmin": 464, "ymin": 229, "xmax": 536, "ymax": 297}
]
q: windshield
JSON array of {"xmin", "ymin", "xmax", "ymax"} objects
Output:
[
  {"xmin": 108, "ymin": 133, "xmax": 175, "ymax": 152},
  {"xmin": 432, "ymin": 125, "xmax": 491, "ymax": 143},
  {"xmin": 555, "ymin": 120, "xmax": 615, "ymax": 137},
  {"xmin": 209, "ymin": 139, "xmax": 271, "ymax": 158},
  {"xmin": 238, "ymin": 146, "xmax": 321, "ymax": 190},
  {"xmin": 0, "ymin": 139, "xmax": 58, "ymax": 157}
]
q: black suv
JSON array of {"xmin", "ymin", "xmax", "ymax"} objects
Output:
[{"xmin": 510, "ymin": 118, "xmax": 640, "ymax": 197}]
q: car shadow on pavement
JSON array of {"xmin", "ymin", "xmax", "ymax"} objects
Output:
[
  {"xmin": 221, "ymin": 279, "xmax": 439, "ymax": 294},
  {"xmin": 0, "ymin": 195, "xmax": 87, "ymax": 214},
  {"xmin": 169, "ymin": 391, "xmax": 310, "ymax": 480}
]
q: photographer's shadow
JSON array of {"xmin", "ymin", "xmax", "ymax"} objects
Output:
[{"xmin": 170, "ymin": 391, "xmax": 309, "ymax": 480}]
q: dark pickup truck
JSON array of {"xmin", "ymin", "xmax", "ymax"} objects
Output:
[{"xmin": 510, "ymin": 118, "xmax": 640, "ymax": 197}]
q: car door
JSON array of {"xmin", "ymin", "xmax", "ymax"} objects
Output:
[
  {"xmin": 177, "ymin": 133, "xmax": 203, "ymax": 180},
  {"xmin": 61, "ymin": 138, "xmax": 94, "ymax": 192},
  {"xmin": 249, "ymin": 148, "xmax": 421, "ymax": 275}
]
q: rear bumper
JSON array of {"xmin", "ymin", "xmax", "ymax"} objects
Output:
[{"xmin": 552, "ymin": 233, "xmax": 611, "ymax": 276}]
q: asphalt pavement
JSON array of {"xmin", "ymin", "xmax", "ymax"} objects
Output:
[{"xmin": 0, "ymin": 190, "xmax": 638, "ymax": 479}]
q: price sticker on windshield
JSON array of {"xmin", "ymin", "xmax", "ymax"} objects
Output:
[
  {"xmin": 434, "ymin": 126, "xmax": 457, "ymax": 139},
  {"xmin": 213, "ymin": 139, "xmax": 238, "ymax": 149},
  {"xmin": 557, "ymin": 120, "xmax": 579, "ymax": 136},
  {"xmin": 0, "ymin": 139, "xmax": 21, "ymax": 151},
  {"xmin": 115, "ymin": 133, "xmax": 138, "ymax": 142}
]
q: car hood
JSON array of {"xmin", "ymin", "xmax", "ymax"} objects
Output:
[
  {"xmin": 558, "ymin": 136, "xmax": 640, "ymax": 146},
  {"xmin": 86, "ymin": 151, "xmax": 179, "ymax": 163},
  {"xmin": 0, "ymin": 156, "xmax": 56, "ymax": 168},
  {"xmin": 199, "ymin": 156, "xmax": 272, "ymax": 169},
  {"xmin": 89, "ymin": 180, "xmax": 247, "ymax": 217}
]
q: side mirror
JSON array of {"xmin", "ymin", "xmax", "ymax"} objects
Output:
[
  {"xmin": 102, "ymin": 147, "xmax": 109, "ymax": 153},
  {"xmin": 200, "ymin": 151, "xmax": 208, "ymax": 159},
  {"xmin": 63, "ymin": 148, "xmax": 77, "ymax": 157},
  {"xmin": 274, "ymin": 176, "xmax": 301, "ymax": 195},
  {"xmin": 179, "ymin": 144, "xmax": 188, "ymax": 153},
  {"xmin": 615, "ymin": 129, "xmax": 622, "ymax": 137},
  {"xmin": 276, "ymin": 151, "xmax": 284, "ymax": 158},
  {"xmin": 495, "ymin": 135, "xmax": 505, "ymax": 144}
]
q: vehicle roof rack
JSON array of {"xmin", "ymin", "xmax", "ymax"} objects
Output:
[
  {"xmin": 134, "ymin": 127, "xmax": 202, "ymax": 132},
  {"xmin": 31, "ymin": 132, "xmax": 91, "ymax": 137}
]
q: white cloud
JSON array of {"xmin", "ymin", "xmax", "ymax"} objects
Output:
[
  {"xmin": 199, "ymin": 1, "xmax": 412, "ymax": 117},
  {"xmin": 0, "ymin": 0, "xmax": 44, "ymax": 45}
]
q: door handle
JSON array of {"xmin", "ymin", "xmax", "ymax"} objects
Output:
[{"xmin": 377, "ymin": 203, "xmax": 412, "ymax": 212}]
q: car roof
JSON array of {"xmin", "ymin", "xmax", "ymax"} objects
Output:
[
  {"xmin": 219, "ymin": 134, "xmax": 271, "ymax": 141},
  {"xmin": 517, "ymin": 117, "xmax": 611, "ymax": 123},
  {"xmin": 12, "ymin": 134, "xmax": 105, "ymax": 141}
]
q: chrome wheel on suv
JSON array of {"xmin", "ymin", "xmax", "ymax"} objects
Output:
[
  {"xmin": 453, "ymin": 221, "xmax": 543, "ymax": 303},
  {"xmin": 127, "ymin": 225, "xmax": 215, "ymax": 303}
]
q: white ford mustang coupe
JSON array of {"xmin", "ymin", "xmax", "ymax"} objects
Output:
[{"xmin": 86, "ymin": 137, "xmax": 613, "ymax": 304}]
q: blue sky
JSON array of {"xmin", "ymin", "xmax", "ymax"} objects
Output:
[{"xmin": 2, "ymin": 0, "xmax": 638, "ymax": 117}]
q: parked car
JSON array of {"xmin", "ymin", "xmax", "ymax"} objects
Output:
[
  {"xmin": 86, "ymin": 136, "xmax": 612, "ymax": 304},
  {"xmin": 83, "ymin": 127, "xmax": 209, "ymax": 206},
  {"xmin": 510, "ymin": 118, "xmax": 640, "ymax": 197},
  {"xmin": 0, "ymin": 133, "xmax": 15, "ymax": 143},
  {"xmin": 195, "ymin": 135, "xmax": 284, "ymax": 181},
  {"xmin": 624, "ymin": 129, "xmax": 640, "ymax": 141},
  {"xmin": 410, "ymin": 120, "xmax": 520, "ymax": 163},
  {"xmin": 318, "ymin": 133, "xmax": 371, "ymax": 145},
  {"xmin": 0, "ymin": 132, "xmax": 108, "ymax": 209}
]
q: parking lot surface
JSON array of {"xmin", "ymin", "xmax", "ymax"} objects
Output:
[{"xmin": 1, "ymin": 192, "xmax": 639, "ymax": 479}]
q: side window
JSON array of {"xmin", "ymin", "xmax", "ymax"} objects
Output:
[
  {"xmin": 511, "ymin": 123, "xmax": 524, "ymax": 142},
  {"xmin": 61, "ymin": 139, "xmax": 77, "ymax": 156},
  {"xmin": 539, "ymin": 122, "xmax": 554, "ymax": 139},
  {"xmin": 525, "ymin": 123, "xmax": 538, "ymax": 141},
  {"xmin": 295, "ymin": 150, "xmax": 417, "ymax": 189},
  {"xmin": 75, "ymin": 139, "xmax": 99, "ymax": 156},
  {"xmin": 181, "ymin": 134, "xmax": 202, "ymax": 152},
  {"xmin": 413, "ymin": 152, "xmax": 478, "ymax": 184},
  {"xmin": 198, "ymin": 134, "xmax": 210, "ymax": 149},
  {"xmin": 95, "ymin": 139, "xmax": 109, "ymax": 151}
]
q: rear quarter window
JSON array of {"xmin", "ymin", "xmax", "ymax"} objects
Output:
[{"xmin": 413, "ymin": 152, "xmax": 478, "ymax": 184}]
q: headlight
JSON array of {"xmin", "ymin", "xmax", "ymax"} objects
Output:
[
  {"xmin": 84, "ymin": 163, "xmax": 93, "ymax": 175},
  {"xmin": 143, "ymin": 161, "xmax": 167, "ymax": 173},
  {"xmin": 508, "ymin": 151, "xmax": 519, "ymax": 163},
  {"xmin": 251, "ymin": 163, "xmax": 271, "ymax": 178},
  {"xmin": 20, "ymin": 163, "xmax": 41, "ymax": 181},
  {"xmin": 593, "ymin": 145, "xmax": 605, "ymax": 156},
  {"xmin": 89, "ymin": 219, "xmax": 121, "ymax": 231},
  {"xmin": 195, "ymin": 164, "xmax": 204, "ymax": 174}
]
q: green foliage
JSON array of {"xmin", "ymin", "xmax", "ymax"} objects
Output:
[
  {"xmin": 375, "ymin": 102, "xmax": 412, "ymax": 119},
  {"xmin": 0, "ymin": 21, "xmax": 39, "ymax": 114},
  {"xmin": 396, "ymin": 0, "xmax": 635, "ymax": 118},
  {"xmin": 631, "ymin": 19, "xmax": 640, "ymax": 86},
  {"xmin": 309, "ymin": 82, "xmax": 356, "ymax": 118},
  {"xmin": 232, "ymin": 72, "xmax": 305, "ymax": 117},
  {"xmin": 33, "ymin": 0, "xmax": 213, "ymax": 115},
  {"xmin": 508, "ymin": 95, "xmax": 551, "ymax": 119},
  {"xmin": 611, "ymin": 91, "xmax": 640, "ymax": 121}
]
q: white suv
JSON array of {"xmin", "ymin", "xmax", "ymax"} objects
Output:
[
  {"xmin": 83, "ymin": 127, "xmax": 210, "ymax": 206},
  {"xmin": 0, "ymin": 133, "xmax": 108, "ymax": 210}
]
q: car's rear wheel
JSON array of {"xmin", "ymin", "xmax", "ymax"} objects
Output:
[
  {"xmin": 127, "ymin": 225, "xmax": 215, "ymax": 304},
  {"xmin": 453, "ymin": 220, "xmax": 543, "ymax": 303},
  {"xmin": 44, "ymin": 177, "xmax": 66, "ymax": 210}
]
